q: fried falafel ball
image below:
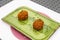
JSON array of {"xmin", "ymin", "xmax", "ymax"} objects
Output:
[
  {"xmin": 18, "ymin": 10, "xmax": 28, "ymax": 20},
  {"xmin": 33, "ymin": 19, "xmax": 44, "ymax": 30}
]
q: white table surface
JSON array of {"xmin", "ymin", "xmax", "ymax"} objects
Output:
[{"xmin": 0, "ymin": 0, "xmax": 60, "ymax": 40}]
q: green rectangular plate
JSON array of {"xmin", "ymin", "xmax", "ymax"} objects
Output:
[{"xmin": 2, "ymin": 6, "xmax": 60, "ymax": 40}]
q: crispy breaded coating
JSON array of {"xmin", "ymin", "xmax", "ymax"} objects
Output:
[
  {"xmin": 33, "ymin": 19, "xmax": 44, "ymax": 30},
  {"xmin": 18, "ymin": 10, "xmax": 28, "ymax": 20}
]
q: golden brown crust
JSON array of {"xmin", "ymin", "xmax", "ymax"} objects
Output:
[
  {"xmin": 33, "ymin": 19, "xmax": 44, "ymax": 30},
  {"xmin": 18, "ymin": 10, "xmax": 28, "ymax": 20}
]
